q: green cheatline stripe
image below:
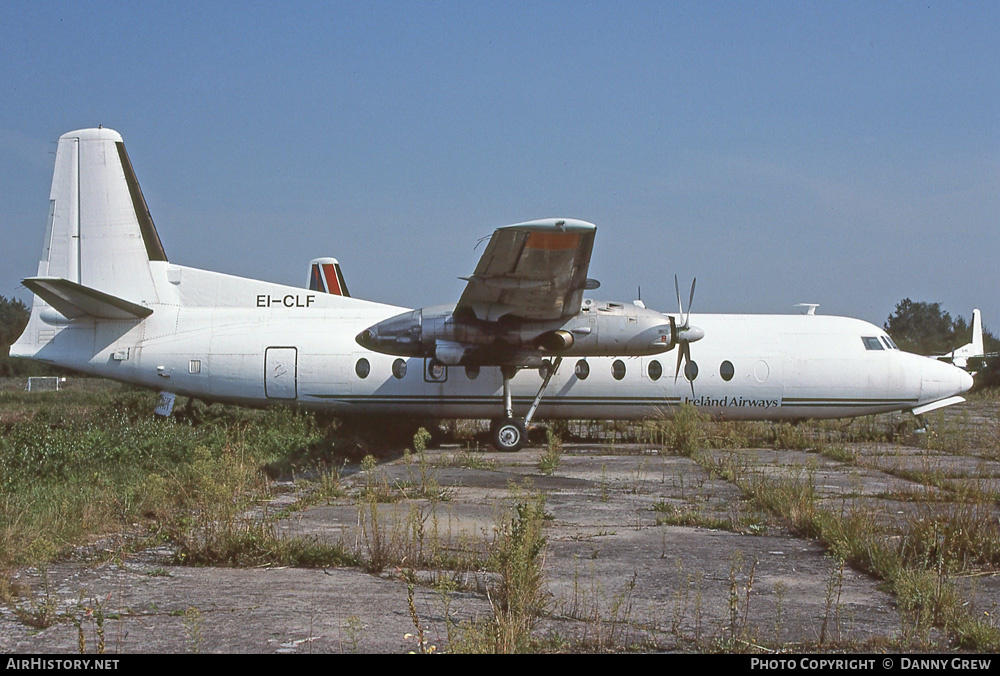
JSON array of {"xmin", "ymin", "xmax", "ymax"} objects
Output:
[
  {"xmin": 304, "ymin": 394, "xmax": 683, "ymax": 405},
  {"xmin": 783, "ymin": 402, "xmax": 916, "ymax": 408},
  {"xmin": 782, "ymin": 397, "xmax": 918, "ymax": 404}
]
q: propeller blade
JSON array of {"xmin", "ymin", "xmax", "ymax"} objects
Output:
[
  {"xmin": 686, "ymin": 278, "xmax": 697, "ymax": 328},
  {"xmin": 672, "ymin": 274, "xmax": 700, "ymax": 397},
  {"xmin": 684, "ymin": 342, "xmax": 695, "ymax": 397},
  {"xmin": 673, "ymin": 341, "xmax": 696, "ymax": 396}
]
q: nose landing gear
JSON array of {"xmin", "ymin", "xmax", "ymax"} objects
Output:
[{"xmin": 489, "ymin": 356, "xmax": 563, "ymax": 452}]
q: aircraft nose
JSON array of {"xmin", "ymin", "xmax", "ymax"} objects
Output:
[
  {"xmin": 920, "ymin": 357, "xmax": 974, "ymax": 400},
  {"xmin": 959, "ymin": 368, "xmax": 974, "ymax": 394}
]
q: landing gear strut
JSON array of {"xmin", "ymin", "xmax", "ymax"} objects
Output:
[{"xmin": 490, "ymin": 357, "xmax": 562, "ymax": 452}]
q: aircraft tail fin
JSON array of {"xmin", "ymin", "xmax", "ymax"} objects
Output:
[
  {"xmin": 31, "ymin": 128, "xmax": 165, "ymax": 306},
  {"xmin": 972, "ymin": 308, "xmax": 984, "ymax": 356},
  {"xmin": 307, "ymin": 257, "xmax": 350, "ymax": 297}
]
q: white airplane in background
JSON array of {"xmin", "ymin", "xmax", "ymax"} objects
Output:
[
  {"xmin": 11, "ymin": 128, "xmax": 973, "ymax": 451},
  {"xmin": 931, "ymin": 309, "xmax": 985, "ymax": 372}
]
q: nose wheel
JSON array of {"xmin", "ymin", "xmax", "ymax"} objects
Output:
[
  {"xmin": 489, "ymin": 357, "xmax": 562, "ymax": 452},
  {"xmin": 491, "ymin": 417, "xmax": 528, "ymax": 452}
]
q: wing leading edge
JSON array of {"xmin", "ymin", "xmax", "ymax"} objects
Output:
[{"xmin": 456, "ymin": 218, "xmax": 596, "ymax": 322}]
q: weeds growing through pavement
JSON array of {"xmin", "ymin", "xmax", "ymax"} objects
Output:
[
  {"xmin": 537, "ymin": 429, "xmax": 563, "ymax": 475},
  {"xmin": 183, "ymin": 606, "xmax": 204, "ymax": 654},
  {"xmin": 405, "ymin": 583, "xmax": 436, "ymax": 653},
  {"xmin": 819, "ymin": 557, "xmax": 845, "ymax": 646},
  {"xmin": 717, "ymin": 552, "xmax": 758, "ymax": 652},
  {"xmin": 342, "ymin": 615, "xmax": 365, "ymax": 654},
  {"xmin": 484, "ymin": 486, "xmax": 548, "ymax": 653},
  {"xmin": 648, "ymin": 403, "xmax": 707, "ymax": 457},
  {"xmin": 1, "ymin": 569, "xmax": 58, "ymax": 629}
]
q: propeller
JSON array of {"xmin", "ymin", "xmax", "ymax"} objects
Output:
[{"xmin": 673, "ymin": 275, "xmax": 705, "ymax": 396}]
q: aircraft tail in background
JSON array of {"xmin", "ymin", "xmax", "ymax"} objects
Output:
[
  {"xmin": 933, "ymin": 308, "xmax": 985, "ymax": 370},
  {"xmin": 308, "ymin": 257, "xmax": 350, "ymax": 297}
]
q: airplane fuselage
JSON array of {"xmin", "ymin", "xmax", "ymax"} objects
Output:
[
  {"xmin": 11, "ymin": 128, "xmax": 974, "ymax": 441},
  {"xmin": 15, "ymin": 262, "xmax": 971, "ymax": 423}
]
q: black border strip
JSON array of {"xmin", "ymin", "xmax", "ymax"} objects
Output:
[{"xmin": 116, "ymin": 141, "xmax": 168, "ymax": 262}]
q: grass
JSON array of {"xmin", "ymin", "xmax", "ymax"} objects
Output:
[
  {"xmin": 537, "ymin": 428, "xmax": 563, "ymax": 475},
  {"xmin": 724, "ymin": 468, "xmax": 1000, "ymax": 650},
  {"xmin": 0, "ymin": 383, "xmax": 323, "ymax": 570},
  {"xmin": 6, "ymin": 381, "xmax": 1000, "ymax": 652},
  {"xmin": 444, "ymin": 483, "xmax": 549, "ymax": 653}
]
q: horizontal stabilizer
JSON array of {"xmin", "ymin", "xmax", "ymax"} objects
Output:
[{"xmin": 22, "ymin": 276, "xmax": 153, "ymax": 320}]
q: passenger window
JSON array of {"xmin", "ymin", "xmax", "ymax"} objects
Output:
[
  {"xmin": 465, "ymin": 365, "xmax": 480, "ymax": 380},
  {"xmin": 392, "ymin": 358, "xmax": 407, "ymax": 379},
  {"xmin": 425, "ymin": 359, "xmax": 447, "ymax": 382},
  {"xmin": 720, "ymin": 360, "xmax": 734, "ymax": 381},
  {"xmin": 647, "ymin": 360, "xmax": 662, "ymax": 381},
  {"xmin": 356, "ymin": 358, "xmax": 371, "ymax": 378},
  {"xmin": 612, "ymin": 359, "xmax": 626, "ymax": 380},
  {"xmin": 575, "ymin": 360, "xmax": 590, "ymax": 380},
  {"xmin": 862, "ymin": 337, "xmax": 884, "ymax": 350}
]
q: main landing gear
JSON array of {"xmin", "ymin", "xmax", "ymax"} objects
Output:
[{"xmin": 490, "ymin": 357, "xmax": 563, "ymax": 452}]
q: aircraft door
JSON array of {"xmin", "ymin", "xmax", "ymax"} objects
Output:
[{"xmin": 265, "ymin": 347, "xmax": 298, "ymax": 399}]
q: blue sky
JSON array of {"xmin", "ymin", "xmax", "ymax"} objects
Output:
[{"xmin": 2, "ymin": 2, "xmax": 997, "ymax": 334}]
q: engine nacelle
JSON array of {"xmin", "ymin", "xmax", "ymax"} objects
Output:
[
  {"xmin": 534, "ymin": 330, "xmax": 575, "ymax": 352},
  {"xmin": 434, "ymin": 340, "xmax": 467, "ymax": 365},
  {"xmin": 356, "ymin": 300, "xmax": 681, "ymax": 365}
]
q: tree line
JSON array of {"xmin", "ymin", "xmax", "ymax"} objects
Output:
[
  {"xmin": 0, "ymin": 295, "xmax": 34, "ymax": 376},
  {"xmin": 883, "ymin": 299, "xmax": 998, "ymax": 356}
]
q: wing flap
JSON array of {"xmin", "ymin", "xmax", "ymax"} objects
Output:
[
  {"xmin": 23, "ymin": 276, "xmax": 153, "ymax": 320},
  {"xmin": 457, "ymin": 218, "xmax": 596, "ymax": 321}
]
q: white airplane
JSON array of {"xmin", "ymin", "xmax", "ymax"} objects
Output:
[
  {"xmin": 931, "ymin": 309, "xmax": 985, "ymax": 371},
  {"xmin": 11, "ymin": 128, "xmax": 974, "ymax": 451}
]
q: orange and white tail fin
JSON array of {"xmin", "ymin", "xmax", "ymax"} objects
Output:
[{"xmin": 307, "ymin": 257, "xmax": 350, "ymax": 297}]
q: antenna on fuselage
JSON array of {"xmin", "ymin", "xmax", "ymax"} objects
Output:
[
  {"xmin": 796, "ymin": 303, "xmax": 819, "ymax": 315},
  {"xmin": 633, "ymin": 285, "xmax": 645, "ymax": 309}
]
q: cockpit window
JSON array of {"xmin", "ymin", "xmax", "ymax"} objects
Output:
[
  {"xmin": 882, "ymin": 335, "xmax": 899, "ymax": 350},
  {"xmin": 862, "ymin": 336, "xmax": 884, "ymax": 350}
]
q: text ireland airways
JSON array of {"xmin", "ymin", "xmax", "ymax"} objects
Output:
[{"xmin": 684, "ymin": 395, "xmax": 781, "ymax": 409}]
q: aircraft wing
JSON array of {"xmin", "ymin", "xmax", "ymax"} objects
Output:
[{"xmin": 456, "ymin": 218, "xmax": 597, "ymax": 322}]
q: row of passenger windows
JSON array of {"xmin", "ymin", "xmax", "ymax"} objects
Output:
[{"xmin": 354, "ymin": 357, "xmax": 737, "ymax": 383}]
